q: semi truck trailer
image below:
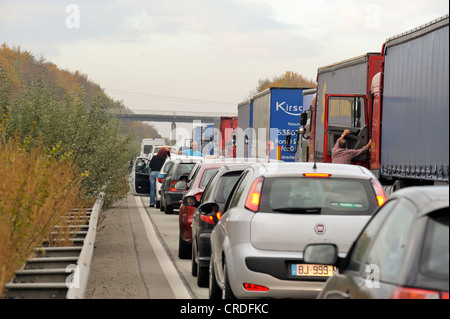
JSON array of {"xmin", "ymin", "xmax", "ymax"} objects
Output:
[{"xmin": 297, "ymin": 14, "xmax": 449, "ymax": 191}]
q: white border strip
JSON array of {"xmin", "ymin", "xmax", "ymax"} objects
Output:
[
  {"xmin": 135, "ymin": 197, "xmax": 192, "ymax": 299},
  {"xmin": 66, "ymin": 194, "xmax": 104, "ymax": 299}
]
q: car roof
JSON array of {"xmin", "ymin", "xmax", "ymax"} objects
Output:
[
  {"xmin": 253, "ymin": 162, "xmax": 376, "ymax": 180},
  {"xmin": 388, "ymin": 186, "xmax": 449, "ymax": 217},
  {"xmin": 197, "ymin": 162, "xmax": 232, "ymax": 170},
  {"xmin": 215, "ymin": 163, "xmax": 255, "ymax": 175},
  {"xmin": 173, "ymin": 156, "xmax": 204, "ymax": 162}
]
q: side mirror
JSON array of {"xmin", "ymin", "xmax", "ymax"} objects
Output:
[
  {"xmin": 198, "ymin": 202, "xmax": 219, "ymax": 214},
  {"xmin": 300, "ymin": 112, "xmax": 308, "ymax": 126},
  {"xmin": 198, "ymin": 202, "xmax": 222, "ymax": 224},
  {"xmin": 182, "ymin": 195, "xmax": 200, "ymax": 207},
  {"xmin": 174, "ymin": 181, "xmax": 187, "ymax": 191},
  {"xmin": 303, "ymin": 244, "xmax": 338, "ymax": 265}
]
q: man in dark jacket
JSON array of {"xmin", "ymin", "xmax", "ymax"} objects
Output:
[{"xmin": 148, "ymin": 147, "xmax": 170, "ymax": 207}]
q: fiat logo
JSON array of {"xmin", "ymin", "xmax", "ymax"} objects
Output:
[{"xmin": 315, "ymin": 223, "xmax": 326, "ymax": 235}]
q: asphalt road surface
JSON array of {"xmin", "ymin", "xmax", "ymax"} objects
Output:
[{"xmin": 85, "ymin": 193, "xmax": 208, "ymax": 299}]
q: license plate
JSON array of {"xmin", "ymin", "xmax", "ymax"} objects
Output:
[{"xmin": 291, "ymin": 264, "xmax": 337, "ymax": 277}]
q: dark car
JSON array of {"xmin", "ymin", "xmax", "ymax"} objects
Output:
[
  {"xmin": 183, "ymin": 163, "xmax": 253, "ymax": 287},
  {"xmin": 304, "ymin": 185, "xmax": 449, "ymax": 299},
  {"xmin": 178, "ymin": 161, "xmax": 230, "ymax": 259},
  {"xmin": 160, "ymin": 156, "xmax": 203, "ymax": 214}
]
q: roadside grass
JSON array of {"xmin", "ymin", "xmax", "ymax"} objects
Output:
[{"xmin": 0, "ymin": 137, "xmax": 91, "ymax": 297}]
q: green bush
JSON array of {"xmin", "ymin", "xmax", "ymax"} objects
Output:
[{"xmin": 2, "ymin": 76, "xmax": 136, "ymax": 207}]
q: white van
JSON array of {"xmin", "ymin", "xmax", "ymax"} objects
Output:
[{"xmin": 140, "ymin": 138, "xmax": 165, "ymax": 157}]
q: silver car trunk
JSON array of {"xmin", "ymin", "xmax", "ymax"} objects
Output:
[{"xmin": 250, "ymin": 213, "xmax": 370, "ymax": 253}]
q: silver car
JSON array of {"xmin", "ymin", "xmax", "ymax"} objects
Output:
[{"xmin": 209, "ymin": 162, "xmax": 387, "ymax": 299}]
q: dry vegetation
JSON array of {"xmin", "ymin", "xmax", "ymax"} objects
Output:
[
  {"xmin": 0, "ymin": 44, "xmax": 161, "ymax": 296},
  {"xmin": 0, "ymin": 137, "xmax": 91, "ymax": 296}
]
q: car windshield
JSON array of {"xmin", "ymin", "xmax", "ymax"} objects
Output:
[
  {"xmin": 259, "ymin": 177, "xmax": 378, "ymax": 215},
  {"xmin": 420, "ymin": 210, "xmax": 449, "ymax": 280},
  {"xmin": 200, "ymin": 168, "xmax": 220, "ymax": 188}
]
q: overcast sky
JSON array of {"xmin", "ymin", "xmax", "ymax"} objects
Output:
[{"xmin": 1, "ymin": 0, "xmax": 448, "ymax": 137}]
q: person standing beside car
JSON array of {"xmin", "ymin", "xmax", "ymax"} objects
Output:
[
  {"xmin": 182, "ymin": 141, "xmax": 204, "ymax": 157},
  {"xmin": 332, "ymin": 129, "xmax": 372, "ymax": 164},
  {"xmin": 149, "ymin": 147, "xmax": 170, "ymax": 207}
]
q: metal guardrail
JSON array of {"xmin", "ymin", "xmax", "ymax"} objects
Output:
[{"xmin": 3, "ymin": 195, "xmax": 104, "ymax": 299}]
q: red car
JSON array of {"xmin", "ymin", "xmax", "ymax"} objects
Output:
[{"xmin": 178, "ymin": 161, "xmax": 229, "ymax": 259}]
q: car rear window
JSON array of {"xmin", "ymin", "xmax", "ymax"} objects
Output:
[
  {"xmin": 143, "ymin": 145, "xmax": 153, "ymax": 154},
  {"xmin": 420, "ymin": 210, "xmax": 449, "ymax": 280},
  {"xmin": 177, "ymin": 163, "xmax": 196, "ymax": 177},
  {"xmin": 200, "ymin": 168, "xmax": 220, "ymax": 188},
  {"xmin": 259, "ymin": 177, "xmax": 378, "ymax": 215},
  {"xmin": 214, "ymin": 172, "xmax": 243, "ymax": 204},
  {"xmin": 162, "ymin": 161, "xmax": 173, "ymax": 174}
]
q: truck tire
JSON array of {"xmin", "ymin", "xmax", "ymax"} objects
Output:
[{"xmin": 392, "ymin": 179, "xmax": 406, "ymax": 192}]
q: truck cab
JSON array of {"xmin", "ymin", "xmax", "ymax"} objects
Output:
[
  {"xmin": 323, "ymin": 94, "xmax": 369, "ymax": 166},
  {"xmin": 303, "ymin": 53, "xmax": 383, "ymax": 168}
]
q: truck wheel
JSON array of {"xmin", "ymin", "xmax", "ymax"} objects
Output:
[
  {"xmin": 392, "ymin": 180, "xmax": 406, "ymax": 192},
  {"xmin": 383, "ymin": 185, "xmax": 393, "ymax": 196}
]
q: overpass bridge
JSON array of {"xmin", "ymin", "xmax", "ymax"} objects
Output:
[{"xmin": 118, "ymin": 110, "xmax": 237, "ymax": 123}]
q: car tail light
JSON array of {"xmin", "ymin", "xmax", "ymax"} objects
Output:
[
  {"xmin": 303, "ymin": 173, "xmax": 331, "ymax": 178},
  {"xmin": 169, "ymin": 181, "xmax": 178, "ymax": 192},
  {"xmin": 200, "ymin": 211, "xmax": 222, "ymax": 225},
  {"xmin": 391, "ymin": 287, "xmax": 441, "ymax": 299},
  {"xmin": 441, "ymin": 291, "xmax": 449, "ymax": 299},
  {"xmin": 243, "ymin": 283, "xmax": 269, "ymax": 292},
  {"xmin": 158, "ymin": 177, "xmax": 165, "ymax": 183},
  {"xmin": 370, "ymin": 179, "xmax": 387, "ymax": 206},
  {"xmin": 245, "ymin": 177, "xmax": 264, "ymax": 212}
]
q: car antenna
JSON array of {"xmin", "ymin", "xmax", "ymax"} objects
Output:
[{"xmin": 312, "ymin": 139, "xmax": 318, "ymax": 170}]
